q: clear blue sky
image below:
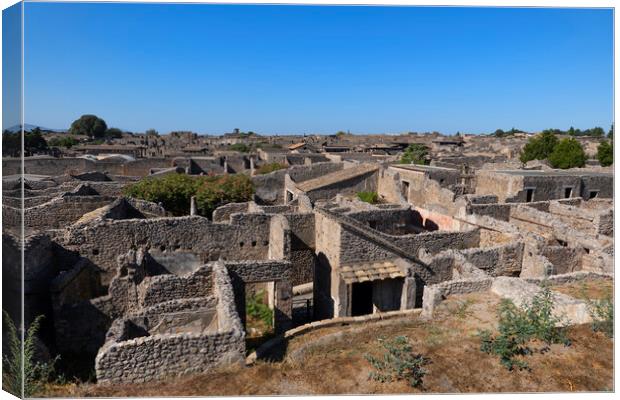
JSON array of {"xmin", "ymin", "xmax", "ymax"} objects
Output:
[{"xmin": 15, "ymin": 3, "xmax": 615, "ymax": 134}]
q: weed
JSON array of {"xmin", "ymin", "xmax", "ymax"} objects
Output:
[
  {"xmin": 357, "ymin": 191, "xmax": 379, "ymax": 204},
  {"xmin": 2, "ymin": 311, "xmax": 60, "ymax": 397},
  {"xmin": 365, "ymin": 336, "xmax": 429, "ymax": 388},
  {"xmin": 449, "ymin": 299, "xmax": 474, "ymax": 320},
  {"xmin": 478, "ymin": 284, "xmax": 569, "ymax": 371},
  {"xmin": 246, "ymin": 290, "xmax": 273, "ymax": 330},
  {"xmin": 582, "ymin": 286, "xmax": 613, "ymax": 338}
]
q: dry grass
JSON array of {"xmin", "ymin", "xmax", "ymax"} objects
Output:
[
  {"xmin": 551, "ymin": 278, "xmax": 613, "ymax": 301},
  {"xmin": 41, "ymin": 292, "xmax": 613, "ymax": 397}
]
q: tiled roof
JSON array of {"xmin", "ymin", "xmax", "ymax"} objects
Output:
[{"xmin": 340, "ymin": 260, "xmax": 406, "ymax": 284}]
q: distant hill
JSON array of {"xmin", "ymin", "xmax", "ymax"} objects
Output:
[{"xmin": 5, "ymin": 124, "xmax": 67, "ymax": 133}]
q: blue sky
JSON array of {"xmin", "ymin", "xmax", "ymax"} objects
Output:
[{"xmin": 11, "ymin": 3, "xmax": 615, "ymax": 134}]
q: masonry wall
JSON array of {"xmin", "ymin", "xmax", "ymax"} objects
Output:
[
  {"xmin": 22, "ymin": 196, "xmax": 115, "ymax": 231},
  {"xmin": 60, "ymin": 215, "xmax": 273, "ymax": 285},
  {"xmin": 305, "ymin": 170, "xmax": 379, "ymax": 202}
]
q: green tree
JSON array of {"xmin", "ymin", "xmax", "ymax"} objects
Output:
[
  {"xmin": 69, "ymin": 115, "xmax": 107, "ymax": 138},
  {"xmin": 597, "ymin": 140, "xmax": 613, "ymax": 167},
  {"xmin": 548, "ymin": 138, "xmax": 586, "ymax": 169},
  {"xmin": 229, "ymin": 143, "xmax": 250, "ymax": 153},
  {"xmin": 608, "ymin": 124, "xmax": 614, "ymax": 139},
  {"xmin": 145, "ymin": 129, "xmax": 159, "ymax": 136},
  {"xmin": 567, "ymin": 126, "xmax": 576, "ymax": 136},
  {"xmin": 400, "ymin": 143, "xmax": 429, "ymax": 165},
  {"xmin": 195, "ymin": 174, "xmax": 254, "ymax": 217},
  {"xmin": 2, "ymin": 131, "xmax": 21, "ymax": 157},
  {"xmin": 47, "ymin": 136, "xmax": 79, "ymax": 149},
  {"xmin": 519, "ymin": 131, "xmax": 559, "ymax": 163},
  {"xmin": 589, "ymin": 127, "xmax": 605, "ymax": 137},
  {"xmin": 105, "ymin": 127, "xmax": 123, "ymax": 139}
]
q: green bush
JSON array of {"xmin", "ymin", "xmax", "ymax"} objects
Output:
[
  {"xmin": 584, "ymin": 289, "xmax": 613, "ymax": 338},
  {"xmin": 195, "ymin": 174, "xmax": 254, "ymax": 218},
  {"xmin": 548, "ymin": 138, "xmax": 586, "ymax": 169},
  {"xmin": 123, "ymin": 173, "xmax": 254, "ymax": 217},
  {"xmin": 2, "ymin": 311, "xmax": 59, "ymax": 397},
  {"xmin": 256, "ymin": 162, "xmax": 287, "ymax": 175},
  {"xmin": 597, "ymin": 140, "xmax": 613, "ymax": 167},
  {"xmin": 478, "ymin": 284, "xmax": 569, "ymax": 371},
  {"xmin": 519, "ymin": 131, "xmax": 559, "ymax": 163},
  {"xmin": 246, "ymin": 290, "xmax": 273, "ymax": 329},
  {"xmin": 47, "ymin": 136, "xmax": 79, "ymax": 149},
  {"xmin": 357, "ymin": 191, "xmax": 379, "ymax": 204},
  {"xmin": 400, "ymin": 144, "xmax": 429, "ymax": 165},
  {"xmin": 229, "ymin": 143, "xmax": 250, "ymax": 153},
  {"xmin": 365, "ymin": 336, "xmax": 429, "ymax": 388}
]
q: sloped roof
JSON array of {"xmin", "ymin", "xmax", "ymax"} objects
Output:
[
  {"xmin": 296, "ymin": 164, "xmax": 379, "ymax": 192},
  {"xmin": 340, "ymin": 260, "xmax": 406, "ymax": 284}
]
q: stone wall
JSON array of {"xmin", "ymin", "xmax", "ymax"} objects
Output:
[
  {"xmin": 21, "ymin": 196, "xmax": 116, "ymax": 231},
  {"xmin": 95, "ymin": 262, "xmax": 245, "ymax": 384},
  {"xmin": 60, "ymin": 216, "xmax": 273, "ymax": 285}
]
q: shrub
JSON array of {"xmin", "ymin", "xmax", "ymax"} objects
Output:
[
  {"xmin": 548, "ymin": 138, "xmax": 586, "ymax": 169},
  {"xmin": 123, "ymin": 173, "xmax": 201, "ymax": 216},
  {"xmin": 357, "ymin": 191, "xmax": 379, "ymax": 204},
  {"xmin": 194, "ymin": 174, "xmax": 254, "ymax": 218},
  {"xmin": 246, "ymin": 290, "xmax": 273, "ymax": 329},
  {"xmin": 2, "ymin": 311, "xmax": 59, "ymax": 397},
  {"xmin": 365, "ymin": 336, "xmax": 429, "ymax": 388},
  {"xmin": 229, "ymin": 143, "xmax": 250, "ymax": 153},
  {"xmin": 478, "ymin": 284, "xmax": 569, "ymax": 371},
  {"xmin": 69, "ymin": 114, "xmax": 107, "ymax": 138},
  {"xmin": 597, "ymin": 140, "xmax": 613, "ymax": 167},
  {"xmin": 47, "ymin": 136, "xmax": 79, "ymax": 149},
  {"xmin": 584, "ymin": 289, "xmax": 613, "ymax": 338},
  {"xmin": 256, "ymin": 162, "xmax": 287, "ymax": 175},
  {"xmin": 123, "ymin": 173, "xmax": 254, "ymax": 217},
  {"xmin": 400, "ymin": 144, "xmax": 429, "ymax": 165},
  {"xmin": 519, "ymin": 131, "xmax": 558, "ymax": 163}
]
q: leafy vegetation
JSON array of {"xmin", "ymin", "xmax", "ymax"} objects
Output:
[
  {"xmin": 194, "ymin": 174, "xmax": 254, "ymax": 218},
  {"xmin": 365, "ymin": 336, "xmax": 429, "ymax": 388},
  {"xmin": 493, "ymin": 127, "xmax": 523, "ymax": 137},
  {"xmin": 400, "ymin": 143, "xmax": 429, "ymax": 165},
  {"xmin": 548, "ymin": 138, "xmax": 586, "ymax": 169},
  {"xmin": 583, "ymin": 286, "xmax": 613, "ymax": 338},
  {"xmin": 597, "ymin": 140, "xmax": 613, "ymax": 167},
  {"xmin": 519, "ymin": 131, "xmax": 559, "ymax": 163},
  {"xmin": 2, "ymin": 311, "xmax": 60, "ymax": 397},
  {"xmin": 478, "ymin": 284, "xmax": 570, "ymax": 371},
  {"xmin": 104, "ymin": 127, "xmax": 124, "ymax": 139},
  {"xmin": 228, "ymin": 143, "xmax": 250, "ymax": 153},
  {"xmin": 145, "ymin": 129, "xmax": 159, "ymax": 136},
  {"xmin": 543, "ymin": 126, "xmax": 605, "ymax": 137},
  {"xmin": 246, "ymin": 290, "xmax": 273, "ymax": 332},
  {"xmin": 123, "ymin": 173, "xmax": 254, "ymax": 217},
  {"xmin": 256, "ymin": 162, "xmax": 287, "ymax": 175},
  {"xmin": 69, "ymin": 114, "xmax": 108, "ymax": 138},
  {"xmin": 47, "ymin": 136, "xmax": 79, "ymax": 149},
  {"xmin": 357, "ymin": 191, "xmax": 379, "ymax": 204}
]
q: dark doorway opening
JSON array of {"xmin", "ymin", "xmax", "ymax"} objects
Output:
[
  {"xmin": 589, "ymin": 191, "xmax": 599, "ymax": 199},
  {"xmin": 525, "ymin": 188, "xmax": 534, "ymax": 202},
  {"xmin": 401, "ymin": 181, "xmax": 410, "ymax": 201},
  {"xmin": 351, "ymin": 281, "xmax": 374, "ymax": 316},
  {"xmin": 564, "ymin": 187, "xmax": 572, "ymax": 198}
]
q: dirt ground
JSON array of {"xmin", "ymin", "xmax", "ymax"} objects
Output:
[{"xmin": 42, "ymin": 291, "xmax": 614, "ymax": 397}]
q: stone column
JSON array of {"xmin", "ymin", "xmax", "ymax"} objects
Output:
[
  {"xmin": 190, "ymin": 196, "xmax": 197, "ymax": 216},
  {"xmin": 250, "ymin": 156, "xmax": 255, "ymax": 176}
]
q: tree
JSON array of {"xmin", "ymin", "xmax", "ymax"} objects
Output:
[
  {"xmin": 123, "ymin": 173, "xmax": 254, "ymax": 218},
  {"xmin": 494, "ymin": 129, "xmax": 506, "ymax": 137},
  {"xmin": 105, "ymin": 128, "xmax": 123, "ymax": 139},
  {"xmin": 568, "ymin": 126, "xmax": 576, "ymax": 136},
  {"xmin": 2, "ymin": 131, "xmax": 21, "ymax": 157},
  {"xmin": 400, "ymin": 143, "xmax": 429, "ymax": 165},
  {"xmin": 608, "ymin": 124, "xmax": 614, "ymax": 139},
  {"xmin": 590, "ymin": 126, "xmax": 605, "ymax": 137},
  {"xmin": 145, "ymin": 129, "xmax": 159, "ymax": 136},
  {"xmin": 548, "ymin": 138, "xmax": 586, "ymax": 169},
  {"xmin": 47, "ymin": 136, "xmax": 79, "ymax": 149},
  {"xmin": 519, "ymin": 131, "xmax": 558, "ymax": 163},
  {"xmin": 69, "ymin": 115, "xmax": 107, "ymax": 138},
  {"xmin": 597, "ymin": 140, "xmax": 613, "ymax": 167}
]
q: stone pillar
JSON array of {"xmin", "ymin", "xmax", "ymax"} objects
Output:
[
  {"xmin": 274, "ymin": 280, "xmax": 293, "ymax": 333},
  {"xmin": 190, "ymin": 196, "xmax": 197, "ymax": 216},
  {"xmin": 250, "ymin": 156, "xmax": 255, "ymax": 176},
  {"xmin": 223, "ymin": 157, "xmax": 228, "ymax": 174}
]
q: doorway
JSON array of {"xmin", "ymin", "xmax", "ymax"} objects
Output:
[{"xmin": 351, "ymin": 281, "xmax": 374, "ymax": 316}]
